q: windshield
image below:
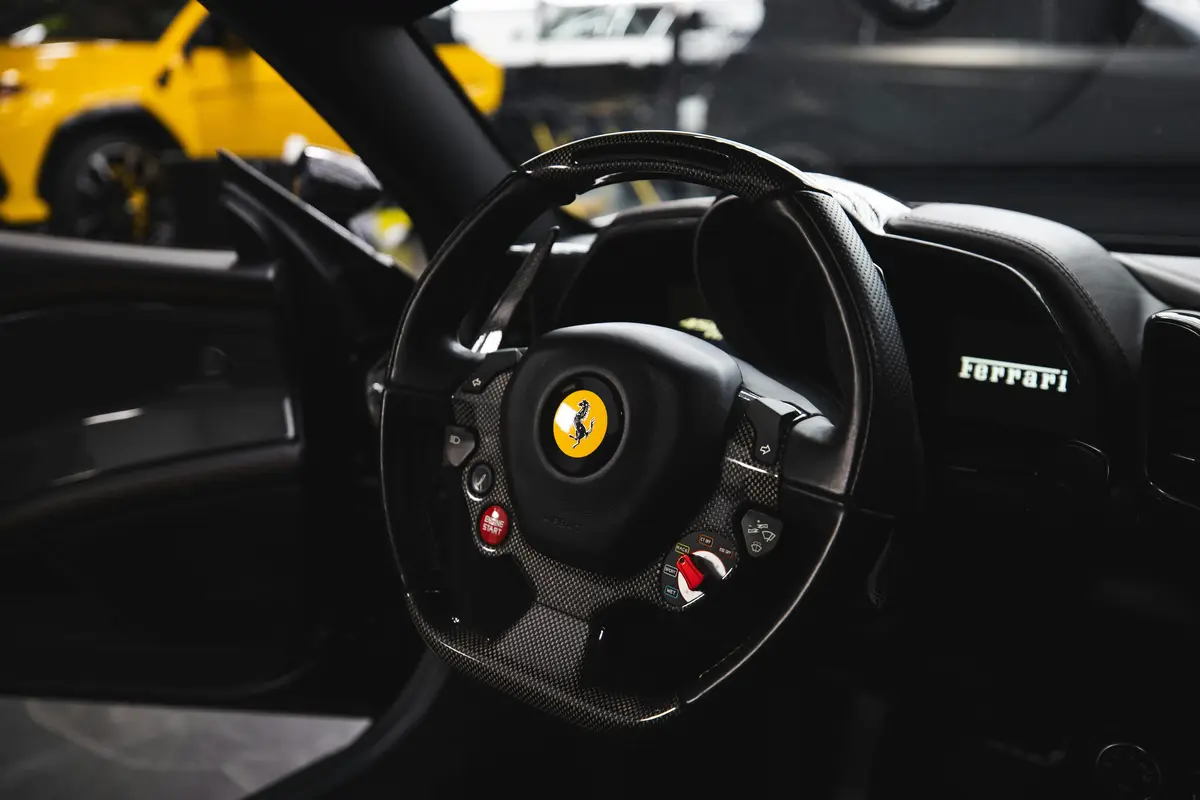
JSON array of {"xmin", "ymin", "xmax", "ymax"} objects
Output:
[
  {"xmin": 427, "ymin": 0, "xmax": 1200, "ymax": 234},
  {"xmin": 2, "ymin": 0, "xmax": 181, "ymax": 44}
]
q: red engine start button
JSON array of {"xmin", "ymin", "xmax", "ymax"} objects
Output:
[{"xmin": 479, "ymin": 505, "xmax": 509, "ymax": 546}]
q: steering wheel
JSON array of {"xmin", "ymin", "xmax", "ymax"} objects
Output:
[{"xmin": 380, "ymin": 131, "xmax": 921, "ymax": 731}]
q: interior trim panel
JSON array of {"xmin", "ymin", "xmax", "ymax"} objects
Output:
[
  {"xmin": 1115, "ymin": 251, "xmax": 1200, "ymax": 309},
  {"xmin": 0, "ymin": 301, "xmax": 295, "ymax": 512}
]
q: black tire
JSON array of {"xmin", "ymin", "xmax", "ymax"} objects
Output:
[{"xmin": 45, "ymin": 130, "xmax": 178, "ymax": 245}]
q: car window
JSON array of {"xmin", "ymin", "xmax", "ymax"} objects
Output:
[
  {"xmin": 0, "ymin": 1, "xmax": 511, "ymax": 276},
  {"xmin": 426, "ymin": 0, "xmax": 1200, "ymax": 225}
]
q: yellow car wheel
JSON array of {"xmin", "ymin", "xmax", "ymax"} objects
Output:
[{"xmin": 45, "ymin": 132, "xmax": 177, "ymax": 246}]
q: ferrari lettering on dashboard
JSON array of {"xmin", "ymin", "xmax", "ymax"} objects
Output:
[{"xmin": 957, "ymin": 356, "xmax": 1068, "ymax": 393}]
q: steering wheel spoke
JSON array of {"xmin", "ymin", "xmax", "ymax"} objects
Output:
[
  {"xmin": 416, "ymin": 599, "xmax": 676, "ymax": 727},
  {"xmin": 449, "ymin": 359, "xmax": 665, "ymax": 610},
  {"xmin": 389, "ymin": 339, "xmax": 484, "ymax": 399}
]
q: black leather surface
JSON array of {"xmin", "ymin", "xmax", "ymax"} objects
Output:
[
  {"xmin": 1115, "ymin": 252, "xmax": 1200, "ymax": 310},
  {"xmin": 804, "ymin": 173, "xmax": 910, "ymax": 234},
  {"xmin": 886, "ymin": 204, "xmax": 1167, "ymax": 413},
  {"xmin": 767, "ymin": 191, "xmax": 922, "ymax": 513}
]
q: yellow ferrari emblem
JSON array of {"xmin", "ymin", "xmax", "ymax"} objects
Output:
[{"xmin": 552, "ymin": 390, "xmax": 608, "ymax": 458}]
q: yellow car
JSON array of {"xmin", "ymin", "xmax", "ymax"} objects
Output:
[{"xmin": 0, "ymin": 0, "xmax": 503, "ymax": 243}]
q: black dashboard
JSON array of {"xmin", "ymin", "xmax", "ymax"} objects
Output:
[
  {"xmin": 547, "ymin": 193, "xmax": 1117, "ymax": 491},
  {"xmin": 488, "ymin": 182, "xmax": 1200, "ymax": 794}
]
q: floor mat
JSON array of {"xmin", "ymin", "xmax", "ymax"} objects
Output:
[{"xmin": 0, "ymin": 698, "xmax": 368, "ymax": 799}]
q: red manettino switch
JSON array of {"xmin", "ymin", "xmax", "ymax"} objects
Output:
[{"xmin": 676, "ymin": 554, "xmax": 705, "ymax": 591}]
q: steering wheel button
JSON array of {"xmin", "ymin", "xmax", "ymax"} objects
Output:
[
  {"xmin": 746, "ymin": 397, "xmax": 802, "ymax": 465},
  {"xmin": 468, "ymin": 463, "xmax": 494, "ymax": 497},
  {"xmin": 461, "ymin": 349, "xmax": 521, "ymax": 394},
  {"xmin": 479, "ymin": 505, "xmax": 509, "ymax": 546},
  {"xmin": 740, "ymin": 510, "xmax": 782, "ymax": 558},
  {"xmin": 660, "ymin": 531, "xmax": 739, "ymax": 609},
  {"xmin": 444, "ymin": 426, "xmax": 476, "ymax": 467}
]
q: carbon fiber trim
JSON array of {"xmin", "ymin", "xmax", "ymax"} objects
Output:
[
  {"xmin": 451, "ymin": 373, "xmax": 779, "ymax": 618},
  {"xmin": 452, "ymin": 370, "xmax": 665, "ymax": 618},
  {"xmin": 408, "ymin": 595, "xmax": 672, "ymax": 730},
  {"xmin": 404, "ymin": 371, "xmax": 783, "ymax": 731},
  {"xmin": 688, "ymin": 416, "xmax": 780, "ymax": 538},
  {"xmin": 522, "ymin": 130, "xmax": 813, "ymax": 203}
]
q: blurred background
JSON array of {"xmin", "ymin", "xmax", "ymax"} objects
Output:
[{"xmin": 5, "ymin": 0, "xmax": 1200, "ymax": 275}]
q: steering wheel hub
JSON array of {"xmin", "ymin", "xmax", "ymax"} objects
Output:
[{"xmin": 505, "ymin": 322, "xmax": 741, "ymax": 575}]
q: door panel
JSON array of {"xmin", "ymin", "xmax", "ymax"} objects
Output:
[
  {"xmin": 0, "ymin": 303, "xmax": 293, "ymax": 506},
  {"xmin": 0, "ymin": 229, "xmax": 402, "ymax": 716}
]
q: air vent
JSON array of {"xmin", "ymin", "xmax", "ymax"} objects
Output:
[{"xmin": 1144, "ymin": 309, "xmax": 1200, "ymax": 505}]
